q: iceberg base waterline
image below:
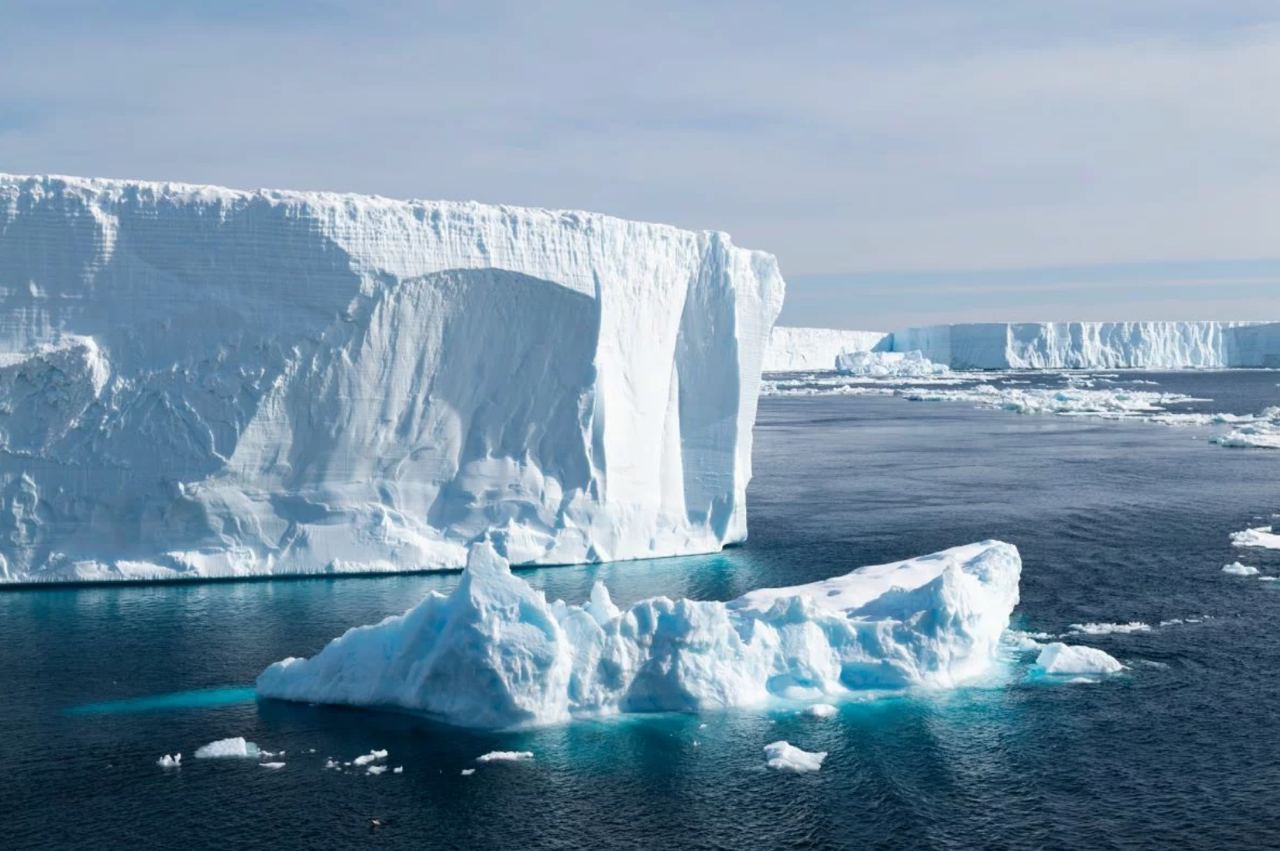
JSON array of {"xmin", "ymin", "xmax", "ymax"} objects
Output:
[{"xmin": 255, "ymin": 539, "xmax": 1022, "ymax": 728}]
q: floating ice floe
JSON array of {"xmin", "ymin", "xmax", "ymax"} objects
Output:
[
  {"xmin": 352, "ymin": 749, "xmax": 388, "ymax": 766},
  {"xmin": 366, "ymin": 765, "xmax": 387, "ymax": 775},
  {"xmin": 835, "ymin": 349, "xmax": 948, "ymax": 378},
  {"xmin": 260, "ymin": 762, "xmax": 286, "ymax": 770},
  {"xmin": 461, "ymin": 768, "xmax": 476, "ymax": 776},
  {"xmin": 476, "ymin": 751, "xmax": 535, "ymax": 763},
  {"xmin": 803, "ymin": 704, "xmax": 838, "ymax": 719},
  {"xmin": 256, "ymin": 539, "xmax": 1021, "ymax": 728},
  {"xmin": 1232, "ymin": 526, "xmax": 1280, "ymax": 550},
  {"xmin": 393, "ymin": 766, "xmax": 403, "ymax": 774},
  {"xmin": 764, "ymin": 741, "xmax": 827, "ymax": 773},
  {"xmin": 156, "ymin": 753, "xmax": 181, "ymax": 769},
  {"xmin": 1222, "ymin": 562, "xmax": 1261, "ymax": 576},
  {"xmin": 194, "ymin": 737, "xmax": 262, "ymax": 759},
  {"xmin": 1067, "ymin": 622, "xmax": 1151, "ymax": 636},
  {"xmin": 1033, "ymin": 643, "xmax": 1125, "ymax": 677}
]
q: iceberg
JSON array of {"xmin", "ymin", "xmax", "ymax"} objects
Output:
[
  {"xmin": 156, "ymin": 753, "xmax": 181, "ymax": 769},
  {"xmin": 763, "ymin": 326, "xmax": 889, "ymax": 372},
  {"xmin": 890, "ymin": 322, "xmax": 1280, "ymax": 370},
  {"xmin": 0, "ymin": 174, "xmax": 784, "ymax": 583},
  {"xmin": 1032, "ymin": 643, "xmax": 1125, "ymax": 676},
  {"xmin": 256, "ymin": 539, "xmax": 1021, "ymax": 729},
  {"xmin": 1222, "ymin": 562, "xmax": 1260, "ymax": 576},
  {"xmin": 834, "ymin": 350, "xmax": 948, "ymax": 378},
  {"xmin": 763, "ymin": 741, "xmax": 826, "ymax": 773},
  {"xmin": 193, "ymin": 737, "xmax": 262, "ymax": 759}
]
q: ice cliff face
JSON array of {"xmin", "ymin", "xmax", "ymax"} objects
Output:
[
  {"xmin": 256, "ymin": 539, "xmax": 1022, "ymax": 728},
  {"xmin": 0, "ymin": 174, "xmax": 784, "ymax": 582},
  {"xmin": 763, "ymin": 326, "xmax": 888, "ymax": 372},
  {"xmin": 892, "ymin": 322, "xmax": 1280, "ymax": 370}
]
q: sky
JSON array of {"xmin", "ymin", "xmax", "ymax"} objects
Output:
[{"xmin": 3, "ymin": 0, "xmax": 1279, "ymax": 329}]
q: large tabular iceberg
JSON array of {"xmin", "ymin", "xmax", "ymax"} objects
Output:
[
  {"xmin": 256, "ymin": 539, "xmax": 1022, "ymax": 728},
  {"xmin": 0, "ymin": 174, "xmax": 784, "ymax": 582},
  {"xmin": 763, "ymin": 326, "xmax": 889, "ymax": 372},
  {"xmin": 891, "ymin": 322, "xmax": 1280, "ymax": 370}
]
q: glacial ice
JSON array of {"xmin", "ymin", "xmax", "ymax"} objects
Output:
[
  {"xmin": 1033, "ymin": 643, "xmax": 1125, "ymax": 676},
  {"xmin": 892, "ymin": 322, "xmax": 1280, "ymax": 370},
  {"xmin": 764, "ymin": 741, "xmax": 827, "ymax": 773},
  {"xmin": 835, "ymin": 350, "xmax": 948, "ymax": 378},
  {"xmin": 194, "ymin": 737, "xmax": 261, "ymax": 759},
  {"xmin": 256, "ymin": 539, "xmax": 1021, "ymax": 728},
  {"xmin": 0, "ymin": 173, "xmax": 784, "ymax": 583},
  {"xmin": 763, "ymin": 326, "xmax": 889, "ymax": 372}
]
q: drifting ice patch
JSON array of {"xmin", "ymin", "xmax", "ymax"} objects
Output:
[
  {"xmin": 476, "ymin": 751, "xmax": 535, "ymax": 763},
  {"xmin": 352, "ymin": 749, "xmax": 388, "ymax": 766},
  {"xmin": 1222, "ymin": 562, "xmax": 1260, "ymax": 576},
  {"xmin": 1067, "ymin": 622, "xmax": 1151, "ymax": 636},
  {"xmin": 156, "ymin": 753, "xmax": 181, "ymax": 768},
  {"xmin": 1232, "ymin": 527, "xmax": 1280, "ymax": 550},
  {"xmin": 194, "ymin": 737, "xmax": 261, "ymax": 759},
  {"xmin": 260, "ymin": 762, "xmax": 286, "ymax": 770},
  {"xmin": 256, "ymin": 539, "xmax": 1021, "ymax": 728},
  {"xmin": 764, "ymin": 741, "xmax": 827, "ymax": 773},
  {"xmin": 1033, "ymin": 643, "xmax": 1125, "ymax": 677},
  {"xmin": 803, "ymin": 703, "xmax": 838, "ymax": 719},
  {"xmin": 835, "ymin": 350, "xmax": 947, "ymax": 378}
]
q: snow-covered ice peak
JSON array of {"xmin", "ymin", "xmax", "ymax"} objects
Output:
[
  {"xmin": 0, "ymin": 173, "xmax": 785, "ymax": 582},
  {"xmin": 255, "ymin": 538, "xmax": 1022, "ymax": 729}
]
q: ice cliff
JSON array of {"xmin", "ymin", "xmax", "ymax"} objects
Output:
[
  {"xmin": 256, "ymin": 539, "xmax": 1022, "ymax": 728},
  {"xmin": 892, "ymin": 322, "xmax": 1280, "ymax": 370},
  {"xmin": 0, "ymin": 174, "xmax": 784, "ymax": 583},
  {"xmin": 763, "ymin": 326, "xmax": 888, "ymax": 372}
]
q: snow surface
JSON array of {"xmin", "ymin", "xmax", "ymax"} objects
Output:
[
  {"xmin": 764, "ymin": 741, "xmax": 827, "ymax": 773},
  {"xmin": 834, "ymin": 350, "xmax": 947, "ymax": 378},
  {"xmin": 0, "ymin": 173, "xmax": 785, "ymax": 583},
  {"xmin": 1222, "ymin": 562, "xmax": 1260, "ymax": 576},
  {"xmin": 763, "ymin": 327, "xmax": 889, "ymax": 372},
  {"xmin": 1033, "ymin": 643, "xmax": 1125, "ymax": 676},
  {"xmin": 892, "ymin": 322, "xmax": 1280, "ymax": 369},
  {"xmin": 193, "ymin": 737, "xmax": 261, "ymax": 759},
  {"xmin": 256, "ymin": 539, "xmax": 1021, "ymax": 728}
]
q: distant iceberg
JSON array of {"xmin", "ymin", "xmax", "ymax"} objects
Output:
[
  {"xmin": 835, "ymin": 350, "xmax": 948, "ymax": 378},
  {"xmin": 0, "ymin": 174, "xmax": 784, "ymax": 582},
  {"xmin": 763, "ymin": 326, "xmax": 889, "ymax": 372},
  {"xmin": 256, "ymin": 539, "xmax": 1021, "ymax": 729}
]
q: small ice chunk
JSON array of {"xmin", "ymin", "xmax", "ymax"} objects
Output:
[
  {"xmin": 260, "ymin": 762, "xmax": 286, "ymax": 770},
  {"xmin": 194, "ymin": 737, "xmax": 261, "ymax": 759},
  {"xmin": 156, "ymin": 753, "xmax": 181, "ymax": 768},
  {"xmin": 1067, "ymin": 622, "xmax": 1150, "ymax": 635},
  {"xmin": 461, "ymin": 768, "xmax": 476, "ymax": 776},
  {"xmin": 1223, "ymin": 562, "xmax": 1260, "ymax": 576},
  {"xmin": 366, "ymin": 765, "xmax": 387, "ymax": 775},
  {"xmin": 476, "ymin": 751, "xmax": 534, "ymax": 763},
  {"xmin": 352, "ymin": 749, "xmax": 388, "ymax": 766},
  {"xmin": 1034, "ymin": 643, "xmax": 1125, "ymax": 676},
  {"xmin": 803, "ymin": 703, "xmax": 838, "ymax": 719},
  {"xmin": 323, "ymin": 758, "xmax": 340, "ymax": 770},
  {"xmin": 764, "ymin": 741, "xmax": 827, "ymax": 773},
  {"xmin": 392, "ymin": 766, "xmax": 403, "ymax": 774}
]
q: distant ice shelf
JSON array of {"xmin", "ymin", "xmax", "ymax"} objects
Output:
[
  {"xmin": 0, "ymin": 173, "xmax": 784, "ymax": 583},
  {"xmin": 766, "ymin": 322, "xmax": 1280, "ymax": 372},
  {"xmin": 256, "ymin": 539, "xmax": 1022, "ymax": 729}
]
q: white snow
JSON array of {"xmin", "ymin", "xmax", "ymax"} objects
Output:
[
  {"xmin": 352, "ymin": 749, "xmax": 388, "ymax": 766},
  {"xmin": 1033, "ymin": 643, "xmax": 1125, "ymax": 676},
  {"xmin": 764, "ymin": 741, "xmax": 827, "ymax": 773},
  {"xmin": 764, "ymin": 327, "xmax": 889, "ymax": 372},
  {"xmin": 803, "ymin": 703, "xmax": 838, "ymax": 719},
  {"xmin": 1067, "ymin": 622, "xmax": 1151, "ymax": 636},
  {"xmin": 1222, "ymin": 562, "xmax": 1260, "ymax": 576},
  {"xmin": 892, "ymin": 321, "xmax": 1280, "ymax": 369},
  {"xmin": 0, "ymin": 173, "xmax": 784, "ymax": 583},
  {"xmin": 835, "ymin": 350, "xmax": 947, "ymax": 378},
  {"xmin": 194, "ymin": 737, "xmax": 262, "ymax": 759},
  {"xmin": 476, "ymin": 751, "xmax": 535, "ymax": 763},
  {"xmin": 156, "ymin": 753, "xmax": 181, "ymax": 768},
  {"xmin": 256, "ymin": 538, "xmax": 1021, "ymax": 728}
]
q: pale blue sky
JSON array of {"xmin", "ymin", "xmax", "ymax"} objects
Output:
[{"xmin": 3, "ymin": 1, "xmax": 1278, "ymax": 328}]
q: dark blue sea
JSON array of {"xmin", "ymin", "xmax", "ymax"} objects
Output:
[{"xmin": 4, "ymin": 371, "xmax": 1279, "ymax": 849}]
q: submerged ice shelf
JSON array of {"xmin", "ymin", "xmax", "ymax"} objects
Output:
[
  {"xmin": 0, "ymin": 174, "xmax": 784, "ymax": 583},
  {"xmin": 256, "ymin": 540, "xmax": 1022, "ymax": 728}
]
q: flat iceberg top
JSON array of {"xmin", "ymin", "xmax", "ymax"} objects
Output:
[{"xmin": 256, "ymin": 539, "xmax": 1021, "ymax": 729}]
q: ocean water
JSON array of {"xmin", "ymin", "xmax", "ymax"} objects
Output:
[{"xmin": 3, "ymin": 371, "xmax": 1280, "ymax": 849}]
